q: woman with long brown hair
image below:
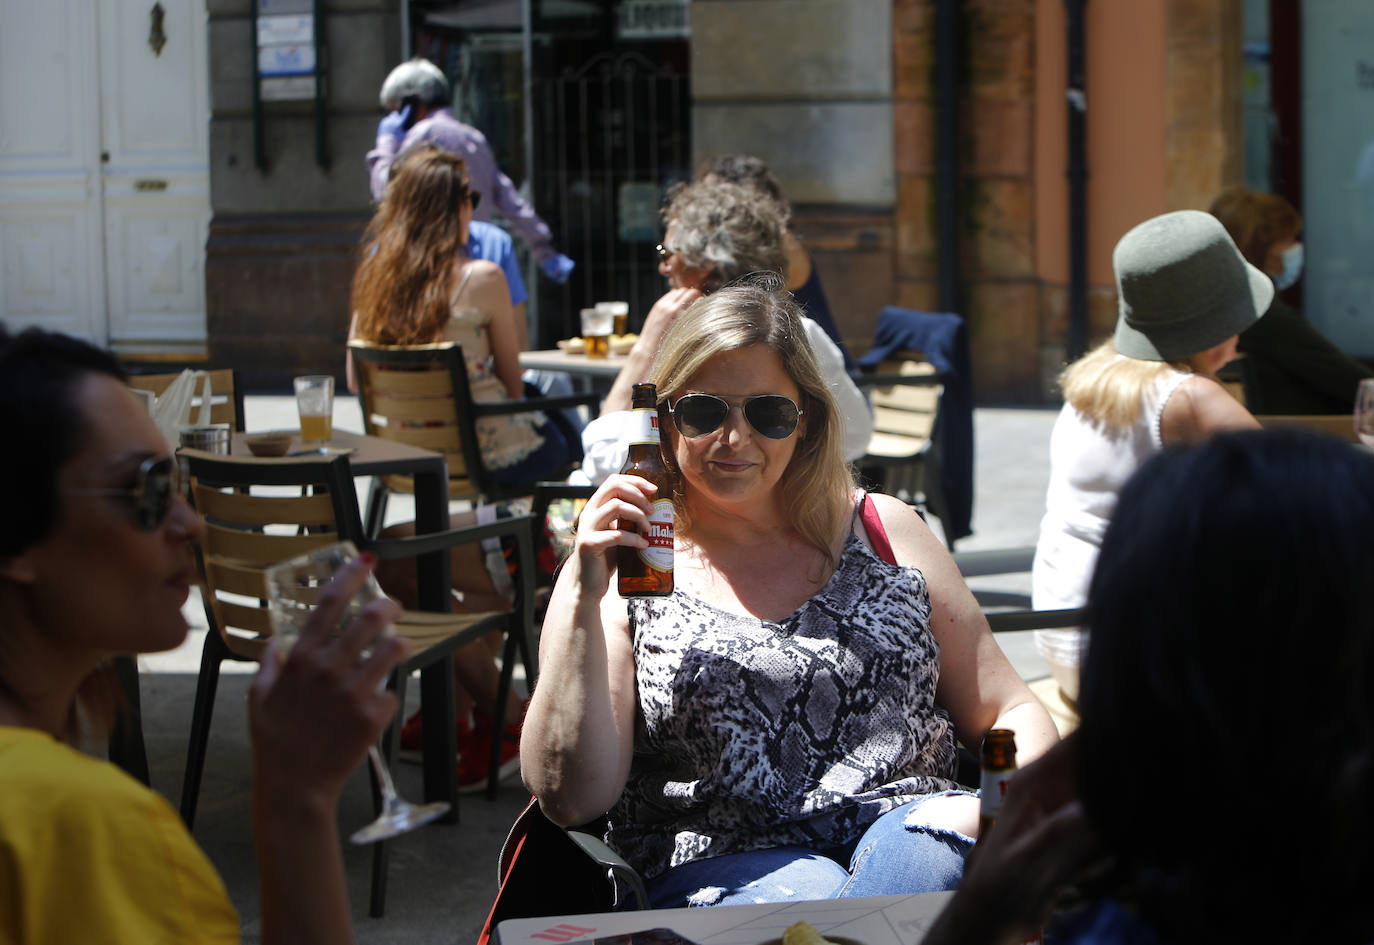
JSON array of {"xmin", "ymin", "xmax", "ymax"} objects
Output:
[
  {"xmin": 349, "ymin": 144, "xmax": 573, "ymax": 483},
  {"xmin": 348, "ymin": 146, "xmax": 574, "ymax": 790}
]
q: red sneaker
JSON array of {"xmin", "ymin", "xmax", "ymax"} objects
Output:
[
  {"xmin": 399, "ymin": 709, "xmax": 425, "ymax": 754},
  {"xmin": 398, "ymin": 709, "xmax": 475, "ymax": 762},
  {"xmin": 456, "ymin": 701, "xmax": 527, "ymax": 793}
]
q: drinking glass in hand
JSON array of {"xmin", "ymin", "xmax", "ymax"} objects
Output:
[
  {"xmin": 265, "ymin": 541, "xmax": 449, "ymax": 843},
  {"xmin": 1356, "ymin": 379, "xmax": 1374, "ymax": 449}
]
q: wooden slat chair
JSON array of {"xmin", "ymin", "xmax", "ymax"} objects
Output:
[
  {"xmin": 107, "ymin": 369, "xmax": 244, "ymax": 784},
  {"xmin": 855, "ymin": 354, "xmax": 953, "ymax": 547},
  {"xmin": 1256, "ymin": 413, "xmax": 1358, "ymax": 443},
  {"xmin": 126, "ymin": 367, "xmax": 245, "ymax": 431},
  {"xmin": 349, "ymin": 340, "xmax": 597, "ymax": 536},
  {"xmin": 178, "ymin": 449, "xmax": 539, "ymax": 917}
]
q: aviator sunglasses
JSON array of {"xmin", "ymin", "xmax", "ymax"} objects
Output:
[
  {"xmin": 64, "ymin": 455, "xmax": 184, "ymax": 531},
  {"xmin": 669, "ymin": 393, "xmax": 804, "ymax": 440}
]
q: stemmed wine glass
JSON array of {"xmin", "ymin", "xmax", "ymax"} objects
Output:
[
  {"xmin": 265, "ymin": 541, "xmax": 449, "ymax": 844},
  {"xmin": 1355, "ymin": 379, "xmax": 1374, "ymax": 450}
]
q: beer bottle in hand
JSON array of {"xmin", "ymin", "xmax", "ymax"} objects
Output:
[
  {"xmin": 618, "ymin": 383, "xmax": 674, "ymax": 597},
  {"xmin": 978, "ymin": 728, "xmax": 1018, "ymax": 837}
]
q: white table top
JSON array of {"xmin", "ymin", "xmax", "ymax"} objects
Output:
[
  {"xmin": 519, "ymin": 348, "xmax": 631, "ymax": 379},
  {"xmin": 495, "ymin": 891, "xmax": 953, "ymax": 945}
]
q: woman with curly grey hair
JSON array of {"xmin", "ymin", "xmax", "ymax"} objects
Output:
[
  {"xmin": 523, "ymin": 276, "xmax": 1057, "ymax": 907},
  {"xmin": 583, "ymin": 178, "xmax": 871, "ymax": 482},
  {"xmin": 599, "ymin": 179, "xmax": 787, "ymax": 416}
]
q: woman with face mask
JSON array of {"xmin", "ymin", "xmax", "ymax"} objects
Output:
[{"xmin": 1210, "ymin": 187, "xmax": 1373, "ymax": 414}]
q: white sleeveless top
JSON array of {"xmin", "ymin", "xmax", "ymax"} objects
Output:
[{"xmin": 1032, "ymin": 367, "xmax": 1191, "ymax": 613}]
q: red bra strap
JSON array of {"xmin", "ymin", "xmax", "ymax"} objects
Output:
[{"xmin": 860, "ymin": 493, "xmax": 898, "ymax": 565}]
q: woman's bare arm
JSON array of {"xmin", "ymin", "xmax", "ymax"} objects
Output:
[
  {"xmin": 520, "ymin": 475, "xmax": 657, "ymax": 826},
  {"xmin": 466, "ymin": 261, "xmax": 525, "ymax": 400},
  {"xmin": 866, "ymin": 492, "xmax": 1059, "ymax": 768}
]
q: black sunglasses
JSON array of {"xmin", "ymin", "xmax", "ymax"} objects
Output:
[
  {"xmin": 655, "ymin": 243, "xmax": 673, "ymax": 261},
  {"xmin": 64, "ymin": 455, "xmax": 184, "ymax": 531},
  {"xmin": 670, "ymin": 393, "xmax": 803, "ymax": 440}
]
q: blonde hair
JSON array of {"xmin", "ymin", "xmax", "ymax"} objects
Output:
[
  {"xmin": 1062, "ymin": 339, "xmax": 1210, "ymax": 429},
  {"xmin": 650, "ymin": 275, "xmax": 852, "ymax": 567}
]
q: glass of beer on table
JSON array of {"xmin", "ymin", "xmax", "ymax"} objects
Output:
[
  {"xmin": 598, "ymin": 300, "xmax": 630, "ymax": 336},
  {"xmin": 293, "ymin": 374, "xmax": 334, "ymax": 452},
  {"xmin": 580, "ymin": 306, "xmax": 612, "ymax": 358}
]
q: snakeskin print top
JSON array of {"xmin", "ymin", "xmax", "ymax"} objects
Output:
[{"xmin": 605, "ymin": 507, "xmax": 961, "ymax": 880}]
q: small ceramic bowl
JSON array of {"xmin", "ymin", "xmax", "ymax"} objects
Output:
[{"xmin": 244, "ymin": 432, "xmax": 294, "ymax": 457}]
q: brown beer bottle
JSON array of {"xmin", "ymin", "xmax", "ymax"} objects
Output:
[
  {"xmin": 617, "ymin": 383, "xmax": 674, "ymax": 597},
  {"xmin": 978, "ymin": 728, "xmax": 1018, "ymax": 837},
  {"xmin": 979, "ymin": 728, "xmax": 1044, "ymax": 943}
]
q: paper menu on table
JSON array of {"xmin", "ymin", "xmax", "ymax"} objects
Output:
[{"xmin": 496, "ymin": 891, "xmax": 953, "ymax": 945}]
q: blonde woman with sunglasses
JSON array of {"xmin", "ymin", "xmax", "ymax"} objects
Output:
[
  {"xmin": 0, "ymin": 325, "xmax": 409, "ymax": 945},
  {"xmin": 522, "ymin": 277, "xmax": 1056, "ymax": 907}
]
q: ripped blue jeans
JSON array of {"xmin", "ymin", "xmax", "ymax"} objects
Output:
[{"xmin": 643, "ymin": 792, "xmax": 976, "ymax": 908}]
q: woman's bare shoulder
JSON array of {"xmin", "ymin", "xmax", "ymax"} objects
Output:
[
  {"xmin": 859, "ymin": 491, "xmax": 943, "ymax": 560},
  {"xmin": 457, "ymin": 257, "xmax": 506, "ymax": 284},
  {"xmin": 1161, "ymin": 374, "xmax": 1258, "ymax": 445}
]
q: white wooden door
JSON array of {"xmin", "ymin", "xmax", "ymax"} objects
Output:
[
  {"xmin": 0, "ymin": 0, "xmax": 209, "ymax": 348},
  {"xmin": 0, "ymin": 0, "xmax": 106, "ymax": 342}
]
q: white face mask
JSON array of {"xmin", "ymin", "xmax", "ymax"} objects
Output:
[{"xmin": 1273, "ymin": 241, "xmax": 1304, "ymax": 291}]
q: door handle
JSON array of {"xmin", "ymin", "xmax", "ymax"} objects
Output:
[
  {"xmin": 149, "ymin": 3, "xmax": 166, "ymax": 57},
  {"xmin": 134, "ymin": 179, "xmax": 169, "ymax": 192}
]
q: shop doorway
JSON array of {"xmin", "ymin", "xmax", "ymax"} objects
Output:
[{"xmin": 407, "ymin": 0, "xmax": 691, "ymax": 346}]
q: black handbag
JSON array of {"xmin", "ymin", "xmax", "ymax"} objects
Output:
[{"xmin": 479, "ymin": 798, "xmax": 647, "ymax": 945}]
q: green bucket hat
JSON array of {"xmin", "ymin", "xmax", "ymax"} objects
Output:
[{"xmin": 1112, "ymin": 210, "xmax": 1274, "ymax": 361}]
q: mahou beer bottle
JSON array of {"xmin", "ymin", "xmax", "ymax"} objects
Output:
[
  {"xmin": 617, "ymin": 383, "xmax": 674, "ymax": 597},
  {"xmin": 978, "ymin": 728, "xmax": 1018, "ymax": 837},
  {"xmin": 980, "ymin": 728, "xmax": 1044, "ymax": 943}
]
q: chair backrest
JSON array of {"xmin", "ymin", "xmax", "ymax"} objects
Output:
[
  {"xmin": 127, "ymin": 368, "xmax": 245, "ymax": 431},
  {"xmin": 181, "ymin": 450, "xmax": 363, "ymax": 661},
  {"xmin": 1256, "ymin": 413, "xmax": 1358, "ymax": 443},
  {"xmin": 1217, "ymin": 356, "xmax": 1249, "ymax": 407},
  {"xmin": 862, "ymin": 354, "xmax": 944, "ymax": 460},
  {"xmin": 349, "ymin": 341, "xmax": 488, "ymax": 500}
]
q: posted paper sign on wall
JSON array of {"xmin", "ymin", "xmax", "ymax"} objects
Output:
[{"xmin": 256, "ymin": 1, "xmax": 317, "ymax": 101}]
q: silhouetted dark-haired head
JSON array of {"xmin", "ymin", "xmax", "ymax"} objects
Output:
[
  {"xmin": 0, "ymin": 323, "xmax": 126, "ymax": 557},
  {"xmin": 1077, "ymin": 428, "xmax": 1374, "ymax": 942}
]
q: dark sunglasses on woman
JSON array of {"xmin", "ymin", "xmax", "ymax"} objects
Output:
[
  {"xmin": 64, "ymin": 454, "xmax": 185, "ymax": 531},
  {"xmin": 670, "ymin": 393, "xmax": 803, "ymax": 440}
]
